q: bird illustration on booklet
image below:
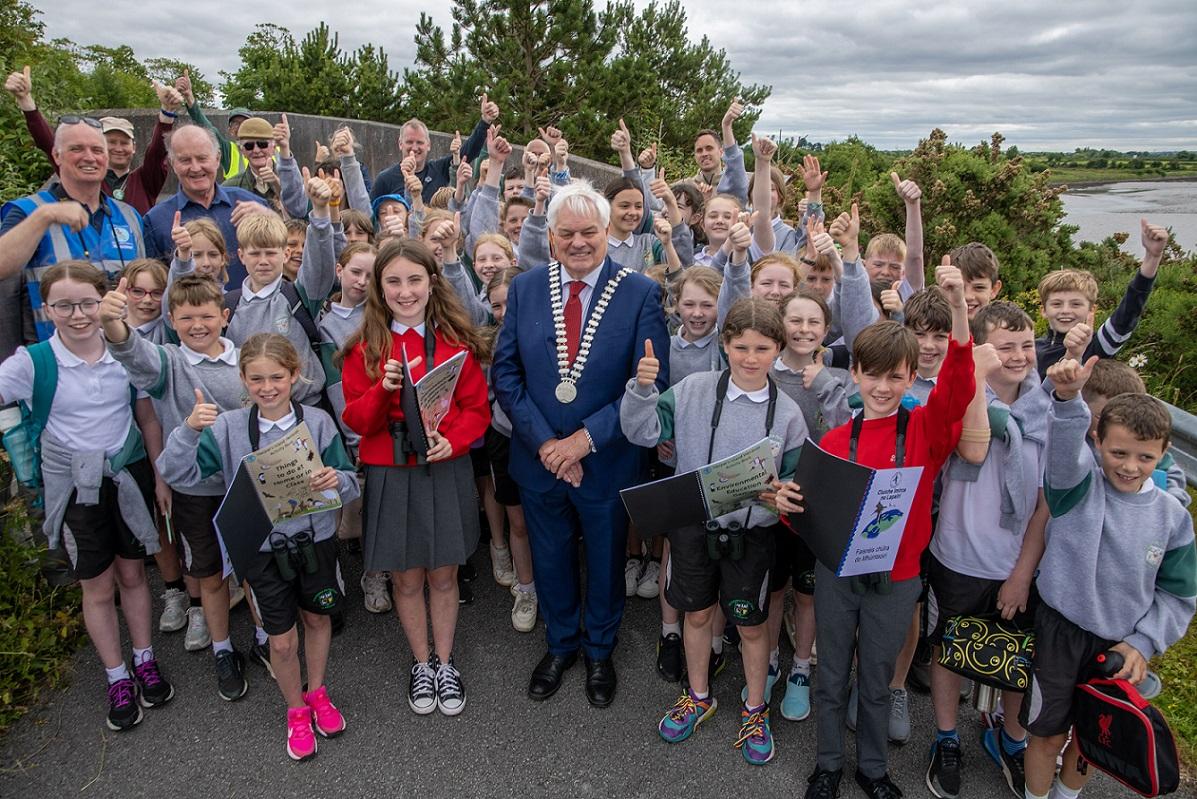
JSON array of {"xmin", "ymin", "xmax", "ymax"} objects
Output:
[
  {"xmin": 398, "ymin": 346, "xmax": 467, "ymax": 457},
  {"xmin": 620, "ymin": 437, "xmax": 780, "ymax": 532},
  {"xmin": 789, "ymin": 441, "xmax": 922, "ymax": 577}
]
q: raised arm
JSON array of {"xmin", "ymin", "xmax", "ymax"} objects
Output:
[
  {"xmin": 1086, "ymin": 218, "xmax": 1164, "ymax": 360},
  {"xmin": 1043, "ymin": 356, "xmax": 1100, "ymax": 513},
  {"xmin": 333, "ymin": 128, "xmax": 371, "ymax": 214},
  {"xmin": 892, "ymin": 172, "xmax": 924, "ymax": 294},
  {"xmin": 295, "ymin": 170, "xmax": 336, "ymax": 303},
  {"xmin": 955, "ymin": 342, "xmax": 998, "ymax": 464},
  {"xmin": 750, "ymin": 134, "xmax": 777, "ymax": 254},
  {"xmin": 717, "ymin": 220, "xmax": 752, "ymax": 326},
  {"xmin": 5, "ymin": 66, "xmax": 54, "ymax": 162}
]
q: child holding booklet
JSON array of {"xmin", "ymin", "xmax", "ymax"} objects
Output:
[
  {"xmin": 621, "ymin": 297, "xmax": 809, "ymax": 766},
  {"xmin": 776, "ymin": 258, "xmax": 976, "ymax": 799},
  {"xmin": 157, "ymin": 333, "xmax": 358, "ymax": 762},
  {"xmin": 340, "ymin": 239, "xmax": 490, "ymax": 718}
]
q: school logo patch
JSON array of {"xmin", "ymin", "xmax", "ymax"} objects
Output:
[
  {"xmin": 273, "ymin": 314, "xmax": 291, "ymax": 333},
  {"xmin": 728, "ymin": 599, "xmax": 755, "ymax": 620},
  {"xmin": 312, "ymin": 588, "xmax": 338, "ymax": 610},
  {"xmin": 1146, "ymin": 545, "xmax": 1165, "ymax": 567}
]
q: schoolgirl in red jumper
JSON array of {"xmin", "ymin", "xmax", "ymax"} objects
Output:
[{"xmin": 340, "ymin": 239, "xmax": 490, "ymax": 717}]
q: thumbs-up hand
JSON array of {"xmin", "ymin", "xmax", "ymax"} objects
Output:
[
  {"xmin": 880, "ymin": 280, "xmax": 903, "ymax": 315},
  {"xmin": 303, "ymin": 166, "xmax": 331, "ymax": 208},
  {"xmin": 722, "ymin": 96, "xmax": 745, "ymax": 130},
  {"xmin": 610, "ymin": 118, "xmax": 631, "ymax": 155},
  {"xmin": 828, "ymin": 202, "xmax": 861, "ymax": 248},
  {"xmin": 273, "ymin": 113, "xmax": 291, "ymax": 156},
  {"xmin": 728, "ymin": 218, "xmax": 752, "ymax": 258},
  {"xmin": 449, "ymin": 129, "xmax": 462, "ymax": 163},
  {"xmin": 1141, "ymin": 217, "xmax": 1168, "ymax": 259},
  {"xmin": 4, "ymin": 65, "xmax": 33, "ymax": 110},
  {"xmin": 170, "ymin": 210, "xmax": 192, "ymax": 260},
  {"xmin": 650, "ymin": 168, "xmax": 677, "ymax": 215},
  {"xmin": 331, "ymin": 127, "xmax": 354, "ymax": 157},
  {"xmin": 174, "ymin": 67, "xmax": 194, "ymax": 106},
  {"xmin": 1046, "ymin": 355, "xmax": 1099, "ymax": 401},
  {"xmin": 936, "ymin": 255, "xmax": 965, "ymax": 309},
  {"xmin": 314, "ymin": 138, "xmax": 330, "ymax": 164},
  {"xmin": 636, "ymin": 339, "xmax": 660, "ymax": 387},
  {"xmin": 1063, "ymin": 321, "xmax": 1093, "ymax": 361},
  {"xmin": 752, "ymin": 133, "xmax": 777, "ymax": 163},
  {"xmin": 152, "ymin": 79, "xmax": 183, "ymax": 112},
  {"xmin": 456, "ymin": 158, "xmax": 473, "ymax": 189},
  {"xmin": 973, "ymin": 342, "xmax": 1002, "ymax": 380},
  {"xmin": 99, "ymin": 277, "xmax": 130, "ymax": 323},
  {"xmin": 480, "ymin": 93, "xmax": 500, "ymax": 124},
  {"xmin": 891, "ymin": 171, "xmax": 921, "ymax": 204},
  {"xmin": 187, "ymin": 387, "xmax": 219, "ymax": 431},
  {"xmin": 637, "ymin": 142, "xmax": 657, "ymax": 170}
]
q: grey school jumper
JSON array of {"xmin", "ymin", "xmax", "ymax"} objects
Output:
[
  {"xmin": 157, "ymin": 406, "xmax": 358, "ymax": 551},
  {"xmin": 620, "ymin": 370, "xmax": 807, "ymax": 529},
  {"xmin": 106, "ymin": 332, "xmax": 245, "ymax": 496},
  {"xmin": 223, "ymin": 215, "xmax": 336, "ymax": 404},
  {"xmin": 1040, "ymin": 394, "xmax": 1196, "ymax": 660},
  {"xmin": 669, "ymin": 330, "xmax": 724, "ymax": 386},
  {"xmin": 770, "ymin": 361, "xmax": 852, "ymax": 441}
]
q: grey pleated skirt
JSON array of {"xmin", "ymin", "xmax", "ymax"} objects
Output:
[{"xmin": 362, "ymin": 458, "xmax": 480, "ymax": 572}]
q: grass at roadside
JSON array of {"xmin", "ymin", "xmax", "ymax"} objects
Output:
[{"xmin": 1152, "ymin": 485, "xmax": 1197, "ymax": 770}]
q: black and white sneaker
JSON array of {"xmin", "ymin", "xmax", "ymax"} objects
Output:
[
  {"xmin": 215, "ymin": 649, "xmax": 248, "ymax": 701},
  {"xmin": 926, "ymin": 736, "xmax": 962, "ymax": 799},
  {"xmin": 248, "ymin": 641, "xmax": 275, "ymax": 680},
  {"xmin": 435, "ymin": 656, "xmax": 466, "ymax": 716},
  {"xmin": 408, "ymin": 656, "xmax": 437, "ymax": 715}
]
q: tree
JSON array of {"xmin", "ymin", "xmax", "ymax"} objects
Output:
[{"xmin": 403, "ymin": 0, "xmax": 770, "ymax": 156}]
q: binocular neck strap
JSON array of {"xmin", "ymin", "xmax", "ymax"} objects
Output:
[
  {"xmin": 248, "ymin": 401, "xmax": 305, "ymax": 452},
  {"xmin": 707, "ymin": 369, "xmax": 779, "ymax": 464},
  {"xmin": 848, "ymin": 405, "xmax": 909, "ymax": 468}
]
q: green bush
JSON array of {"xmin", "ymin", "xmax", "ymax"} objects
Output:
[{"xmin": 0, "ymin": 494, "xmax": 84, "ymax": 734}]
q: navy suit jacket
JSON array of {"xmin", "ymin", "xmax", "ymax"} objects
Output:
[{"xmin": 493, "ymin": 258, "xmax": 670, "ymax": 500}]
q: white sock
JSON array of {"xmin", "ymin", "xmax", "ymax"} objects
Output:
[
  {"xmin": 212, "ymin": 637, "xmax": 233, "ymax": 655},
  {"xmin": 790, "ymin": 656, "xmax": 812, "ymax": 676},
  {"xmin": 492, "ymin": 541, "xmax": 509, "ymax": 552},
  {"xmin": 769, "ymin": 647, "xmax": 779, "ymax": 670},
  {"xmin": 1050, "ymin": 779, "xmax": 1080, "ymax": 799},
  {"xmin": 1026, "ymin": 789, "xmax": 1049, "ymax": 799},
  {"xmin": 105, "ymin": 663, "xmax": 131, "ymax": 683},
  {"xmin": 132, "ymin": 646, "xmax": 154, "ymax": 667},
  {"xmin": 662, "ymin": 621, "xmax": 681, "ymax": 638},
  {"xmin": 711, "ymin": 635, "xmax": 724, "ymax": 655},
  {"xmin": 516, "ymin": 581, "xmax": 535, "ymax": 594},
  {"xmin": 254, "ymin": 625, "xmax": 268, "ymax": 645}
]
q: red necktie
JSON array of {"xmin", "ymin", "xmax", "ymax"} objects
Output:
[{"xmin": 564, "ymin": 280, "xmax": 585, "ymax": 364}]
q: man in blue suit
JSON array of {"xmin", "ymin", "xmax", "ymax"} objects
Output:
[{"xmin": 493, "ymin": 181, "xmax": 669, "ymax": 707}]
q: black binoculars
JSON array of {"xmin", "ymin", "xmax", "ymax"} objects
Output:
[
  {"xmin": 705, "ymin": 520, "xmax": 745, "ymax": 561},
  {"xmin": 849, "ymin": 570, "xmax": 892, "ymax": 596},
  {"xmin": 270, "ymin": 531, "xmax": 319, "ymax": 581},
  {"xmin": 389, "ymin": 420, "xmax": 425, "ymax": 465}
]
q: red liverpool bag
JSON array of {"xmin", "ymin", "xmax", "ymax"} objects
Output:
[{"xmin": 1073, "ymin": 677, "xmax": 1179, "ymax": 797}]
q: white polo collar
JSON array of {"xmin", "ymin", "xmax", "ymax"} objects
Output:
[
  {"xmin": 677, "ymin": 329, "xmax": 718, "ymax": 350},
  {"xmin": 258, "ymin": 409, "xmax": 296, "ymax": 434},
  {"xmin": 181, "ymin": 337, "xmax": 238, "ymax": 366},
  {"xmin": 390, "ymin": 320, "xmax": 426, "ymax": 337},
  {"xmin": 243, "ymin": 275, "xmax": 283, "ymax": 301},
  {"xmin": 726, "ymin": 378, "xmax": 770, "ymax": 403},
  {"xmin": 49, "ymin": 331, "xmax": 116, "ymax": 367}
]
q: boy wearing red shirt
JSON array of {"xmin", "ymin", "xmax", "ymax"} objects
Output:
[{"xmin": 796, "ymin": 260, "xmax": 975, "ymax": 799}]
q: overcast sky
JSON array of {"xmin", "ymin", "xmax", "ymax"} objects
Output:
[{"xmin": 32, "ymin": 0, "xmax": 1197, "ymax": 151}]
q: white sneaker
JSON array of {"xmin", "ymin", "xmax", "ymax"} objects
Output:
[
  {"xmin": 511, "ymin": 587, "xmax": 538, "ymax": 633},
  {"xmin": 183, "ymin": 606, "xmax": 211, "ymax": 651},
  {"xmin": 490, "ymin": 543, "xmax": 516, "ymax": 588},
  {"xmin": 636, "ymin": 560, "xmax": 661, "ymax": 599},
  {"xmin": 159, "ymin": 587, "xmax": 188, "ymax": 632},
  {"xmin": 624, "ymin": 558, "xmax": 642, "ymax": 597},
  {"xmin": 361, "ymin": 572, "xmax": 392, "ymax": 614},
  {"xmin": 228, "ymin": 580, "xmax": 245, "ymax": 610}
]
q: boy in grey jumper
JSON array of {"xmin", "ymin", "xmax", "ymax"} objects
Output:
[
  {"xmin": 1021, "ymin": 356, "xmax": 1196, "ymax": 799},
  {"xmin": 100, "ymin": 273, "xmax": 252, "ymax": 700}
]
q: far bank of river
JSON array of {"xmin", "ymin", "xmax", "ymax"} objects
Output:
[{"xmin": 1060, "ymin": 181, "xmax": 1197, "ymax": 253}]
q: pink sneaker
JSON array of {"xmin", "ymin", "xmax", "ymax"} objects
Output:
[
  {"xmin": 286, "ymin": 706, "xmax": 317, "ymax": 761},
  {"xmin": 303, "ymin": 684, "xmax": 346, "ymax": 738}
]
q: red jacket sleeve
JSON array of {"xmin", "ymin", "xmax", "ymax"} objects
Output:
[
  {"xmin": 24, "ymin": 109, "xmax": 56, "ymax": 169},
  {"xmin": 440, "ymin": 352, "xmax": 491, "ymax": 458},
  {"xmin": 922, "ymin": 338, "xmax": 976, "ymax": 464},
  {"xmin": 131, "ymin": 119, "xmax": 171, "ymax": 203},
  {"xmin": 341, "ymin": 344, "xmax": 394, "ymax": 437}
]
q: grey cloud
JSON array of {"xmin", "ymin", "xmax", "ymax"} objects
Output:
[{"xmin": 31, "ymin": 0, "xmax": 1197, "ymax": 150}]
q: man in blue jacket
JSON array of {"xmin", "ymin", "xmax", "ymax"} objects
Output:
[{"xmin": 493, "ymin": 181, "xmax": 670, "ymax": 707}]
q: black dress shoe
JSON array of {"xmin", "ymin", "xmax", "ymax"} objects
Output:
[
  {"xmin": 528, "ymin": 651, "xmax": 577, "ymax": 701},
  {"xmin": 656, "ymin": 633, "xmax": 683, "ymax": 682},
  {"xmin": 583, "ymin": 655, "xmax": 617, "ymax": 708},
  {"xmin": 854, "ymin": 770, "xmax": 902, "ymax": 799}
]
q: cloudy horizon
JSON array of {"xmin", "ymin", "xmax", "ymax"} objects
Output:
[{"xmin": 30, "ymin": 0, "xmax": 1197, "ymax": 152}]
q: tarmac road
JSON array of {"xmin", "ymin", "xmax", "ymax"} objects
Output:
[{"xmin": 0, "ymin": 546, "xmax": 1135, "ymax": 799}]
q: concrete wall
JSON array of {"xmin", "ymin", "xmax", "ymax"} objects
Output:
[{"xmin": 90, "ymin": 108, "xmax": 621, "ymax": 194}]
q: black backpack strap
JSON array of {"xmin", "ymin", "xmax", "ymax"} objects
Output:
[
  {"xmin": 278, "ymin": 279, "xmax": 322, "ymax": 350},
  {"xmin": 248, "ymin": 401, "xmax": 305, "ymax": 451},
  {"xmin": 223, "ymin": 288, "xmax": 242, "ymax": 316}
]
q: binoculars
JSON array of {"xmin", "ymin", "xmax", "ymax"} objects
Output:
[
  {"xmin": 389, "ymin": 420, "xmax": 426, "ymax": 465},
  {"xmin": 848, "ymin": 571, "xmax": 892, "ymax": 596},
  {"xmin": 270, "ymin": 531, "xmax": 319, "ymax": 581},
  {"xmin": 705, "ymin": 520, "xmax": 745, "ymax": 561}
]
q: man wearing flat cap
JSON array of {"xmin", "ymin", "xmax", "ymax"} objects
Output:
[{"xmin": 221, "ymin": 114, "xmax": 308, "ymax": 219}]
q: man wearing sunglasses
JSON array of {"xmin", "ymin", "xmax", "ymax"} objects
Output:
[
  {"xmin": 0, "ymin": 118, "xmax": 146, "ymax": 356},
  {"xmin": 4, "ymin": 66, "xmax": 181, "ymax": 215},
  {"xmin": 220, "ymin": 116, "xmax": 307, "ymax": 220}
]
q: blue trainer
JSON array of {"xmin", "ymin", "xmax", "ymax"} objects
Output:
[{"xmin": 781, "ymin": 671, "xmax": 811, "ymax": 721}]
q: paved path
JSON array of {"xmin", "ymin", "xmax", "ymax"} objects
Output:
[{"xmin": 0, "ymin": 549, "xmax": 1132, "ymax": 799}]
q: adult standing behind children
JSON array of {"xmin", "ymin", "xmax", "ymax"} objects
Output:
[{"xmin": 492, "ymin": 181, "xmax": 670, "ymax": 708}]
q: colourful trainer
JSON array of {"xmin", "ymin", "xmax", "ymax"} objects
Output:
[
  {"xmin": 105, "ymin": 677, "xmax": 142, "ymax": 731},
  {"xmin": 658, "ymin": 690, "xmax": 717, "ymax": 743},
  {"xmin": 286, "ymin": 706, "xmax": 317, "ymax": 761},
  {"xmin": 734, "ymin": 704, "xmax": 775, "ymax": 765},
  {"xmin": 303, "ymin": 684, "xmax": 346, "ymax": 738}
]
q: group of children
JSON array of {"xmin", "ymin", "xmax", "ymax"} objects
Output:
[{"xmin": 2, "ymin": 103, "xmax": 1193, "ymax": 799}]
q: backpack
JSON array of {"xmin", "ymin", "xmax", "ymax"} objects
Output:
[
  {"xmin": 1, "ymin": 341, "xmax": 136, "ymax": 493},
  {"xmin": 1074, "ymin": 673, "xmax": 1180, "ymax": 796},
  {"xmin": 224, "ymin": 278, "xmax": 341, "ymax": 387}
]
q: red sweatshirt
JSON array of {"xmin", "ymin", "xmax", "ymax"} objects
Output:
[
  {"xmin": 341, "ymin": 327, "xmax": 491, "ymax": 467},
  {"xmin": 818, "ymin": 339, "xmax": 975, "ymax": 581}
]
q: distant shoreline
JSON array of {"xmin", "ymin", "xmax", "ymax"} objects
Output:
[{"xmin": 1054, "ymin": 174, "xmax": 1197, "ymax": 190}]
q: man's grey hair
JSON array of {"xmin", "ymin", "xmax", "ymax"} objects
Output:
[
  {"xmin": 167, "ymin": 124, "xmax": 220, "ymax": 161},
  {"xmin": 546, "ymin": 180, "xmax": 610, "ymax": 231},
  {"xmin": 52, "ymin": 121, "xmax": 106, "ymax": 155},
  {"xmin": 400, "ymin": 118, "xmax": 429, "ymax": 139}
]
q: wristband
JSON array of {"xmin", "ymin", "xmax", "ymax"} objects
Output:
[
  {"xmin": 583, "ymin": 428, "xmax": 596, "ymax": 454},
  {"xmin": 550, "ymin": 169, "xmax": 570, "ymax": 182},
  {"xmin": 159, "ymin": 108, "xmax": 178, "ymax": 118},
  {"xmin": 959, "ymin": 427, "xmax": 991, "ymax": 444}
]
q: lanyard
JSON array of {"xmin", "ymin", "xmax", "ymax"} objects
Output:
[
  {"xmin": 848, "ymin": 405, "xmax": 909, "ymax": 468},
  {"xmin": 248, "ymin": 402, "xmax": 305, "ymax": 452}
]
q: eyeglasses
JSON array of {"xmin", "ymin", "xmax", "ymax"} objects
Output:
[
  {"xmin": 48, "ymin": 299, "xmax": 101, "ymax": 317},
  {"xmin": 242, "ymin": 140, "xmax": 273, "ymax": 151},
  {"xmin": 58, "ymin": 115, "xmax": 102, "ymax": 129},
  {"xmin": 127, "ymin": 287, "xmax": 164, "ymax": 301}
]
